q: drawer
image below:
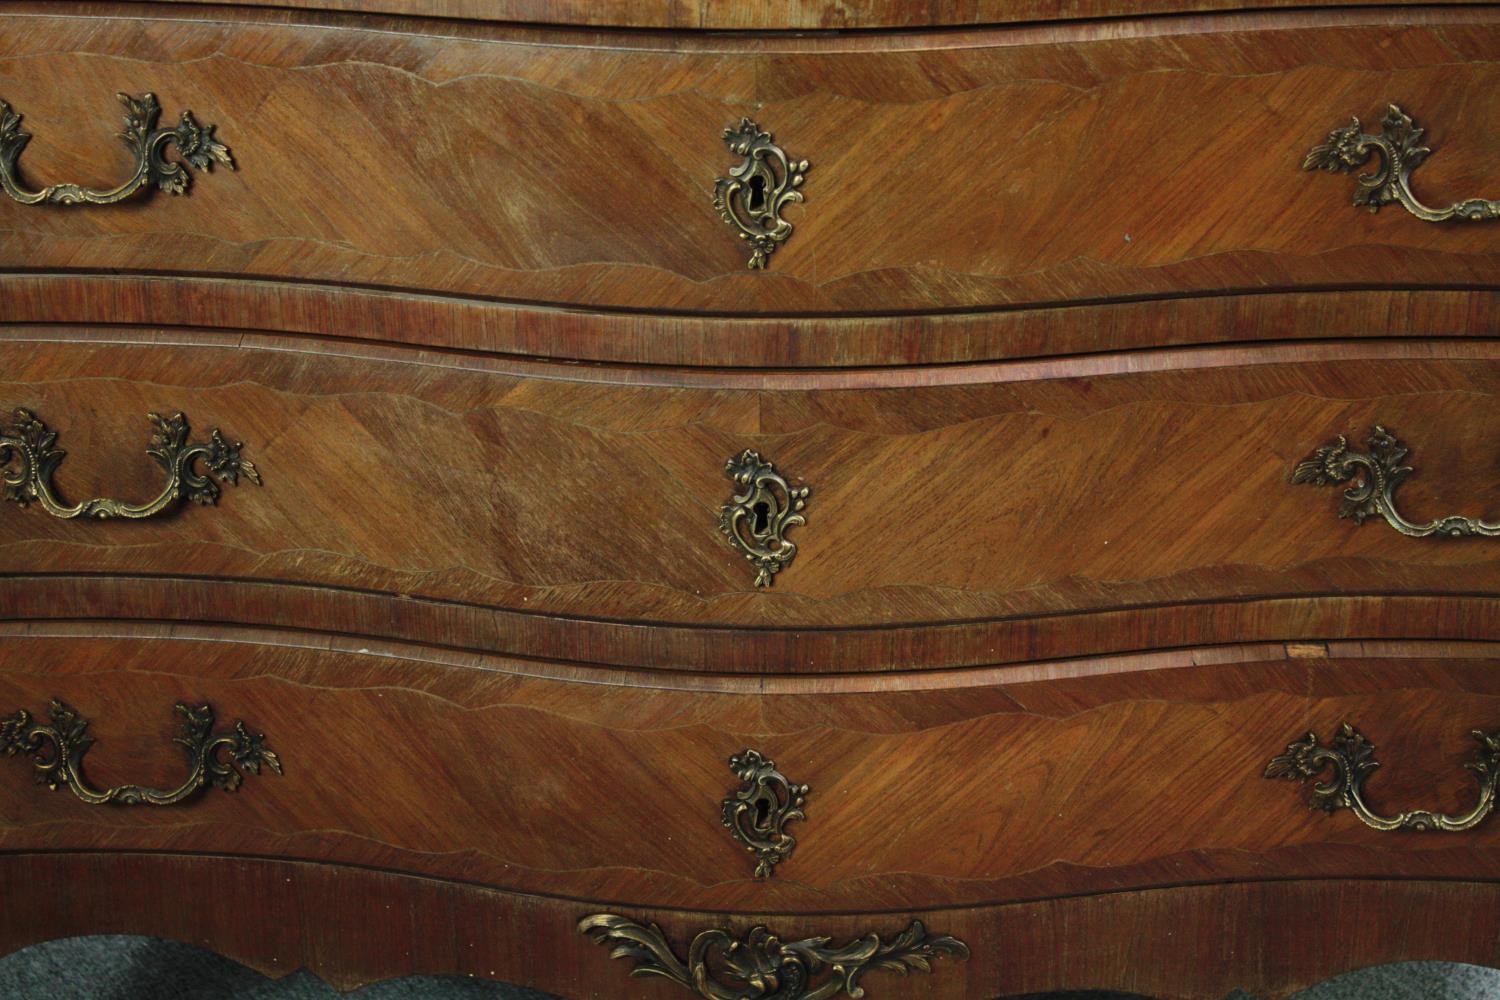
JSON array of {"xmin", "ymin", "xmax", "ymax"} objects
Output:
[
  {"xmin": 6, "ymin": 333, "xmax": 1500, "ymax": 668},
  {"xmin": 2, "ymin": 626, "xmax": 1500, "ymax": 915},
  {"xmin": 2, "ymin": 8, "xmax": 1500, "ymax": 334}
]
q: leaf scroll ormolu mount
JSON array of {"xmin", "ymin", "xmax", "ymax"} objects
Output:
[
  {"xmin": 0, "ymin": 91, "xmax": 233, "ymax": 205},
  {"xmin": 1303, "ymin": 103, "xmax": 1500, "ymax": 222},
  {"xmin": 1290, "ymin": 425, "xmax": 1500, "ymax": 538},
  {"xmin": 0, "ymin": 699, "xmax": 280, "ymax": 807},
  {"xmin": 578, "ymin": 915, "xmax": 968, "ymax": 999},
  {"xmin": 1, "ymin": 408, "xmax": 259, "ymax": 520}
]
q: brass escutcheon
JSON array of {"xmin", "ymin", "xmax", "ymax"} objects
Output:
[{"xmin": 713, "ymin": 118, "xmax": 809, "ymax": 269}]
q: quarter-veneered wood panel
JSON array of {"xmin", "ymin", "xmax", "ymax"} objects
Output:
[
  {"xmin": 3, "ymin": 8, "xmax": 1500, "ymax": 322},
  {"xmin": 5, "ymin": 332, "xmax": 1500, "ymax": 661},
  {"xmin": 2, "ymin": 628, "xmax": 1500, "ymax": 915}
]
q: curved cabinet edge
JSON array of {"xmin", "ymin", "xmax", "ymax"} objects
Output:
[{"xmin": 1, "ymin": 853, "xmax": 1498, "ymax": 999}]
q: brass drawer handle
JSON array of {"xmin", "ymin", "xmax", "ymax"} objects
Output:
[
  {"xmin": 580, "ymin": 915, "xmax": 968, "ymax": 998},
  {"xmin": 0, "ymin": 92, "xmax": 233, "ymax": 206},
  {"xmin": 714, "ymin": 118, "xmax": 810, "ymax": 269},
  {"xmin": 721, "ymin": 749, "xmax": 807, "ymax": 879},
  {"xmin": 2, "ymin": 408, "xmax": 259, "ymax": 520},
  {"xmin": 1266, "ymin": 723, "xmax": 1500, "ymax": 833},
  {"xmin": 1291, "ymin": 425, "xmax": 1498, "ymax": 538},
  {"xmin": 0, "ymin": 699, "xmax": 281, "ymax": 806},
  {"xmin": 1304, "ymin": 103, "xmax": 1499, "ymax": 222}
]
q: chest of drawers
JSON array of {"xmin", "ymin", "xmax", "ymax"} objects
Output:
[{"xmin": 3, "ymin": 3, "xmax": 1500, "ymax": 998}]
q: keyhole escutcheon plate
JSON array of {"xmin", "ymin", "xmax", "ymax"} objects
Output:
[
  {"xmin": 721, "ymin": 749, "xmax": 808, "ymax": 878},
  {"xmin": 718, "ymin": 449, "xmax": 809, "ymax": 588},
  {"xmin": 713, "ymin": 118, "xmax": 809, "ymax": 270}
]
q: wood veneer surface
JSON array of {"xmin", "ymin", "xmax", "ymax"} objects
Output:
[
  {"xmin": 147, "ymin": 0, "xmax": 1500, "ymax": 31},
  {"xmin": 8, "ymin": 277, "xmax": 1500, "ymax": 368},
  {"xmin": 0, "ymin": 626, "xmax": 1498, "ymax": 912},
  {"xmin": 5, "ymin": 333, "xmax": 1500, "ymax": 667},
  {"xmin": 2, "ymin": 8, "xmax": 1500, "ymax": 322},
  {"xmin": 2, "ymin": 853, "xmax": 1499, "ymax": 998}
]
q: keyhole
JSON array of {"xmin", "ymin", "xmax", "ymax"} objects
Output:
[
  {"xmin": 752, "ymin": 501, "xmax": 770, "ymax": 534},
  {"xmin": 755, "ymin": 797, "xmax": 771, "ymax": 827},
  {"xmin": 747, "ymin": 174, "xmax": 767, "ymax": 212}
]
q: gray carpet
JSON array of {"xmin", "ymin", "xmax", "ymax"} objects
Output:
[{"xmin": 1, "ymin": 937, "xmax": 1497, "ymax": 998}]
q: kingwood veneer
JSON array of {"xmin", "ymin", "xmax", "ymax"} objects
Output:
[{"xmin": 2, "ymin": 3, "xmax": 1500, "ymax": 999}]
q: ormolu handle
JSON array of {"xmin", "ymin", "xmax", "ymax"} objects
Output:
[
  {"xmin": 1266, "ymin": 723, "xmax": 1500, "ymax": 833},
  {"xmin": 1291, "ymin": 425, "xmax": 1499, "ymax": 538},
  {"xmin": 0, "ymin": 92, "xmax": 233, "ymax": 206},
  {"xmin": 1, "ymin": 408, "xmax": 259, "ymax": 519},
  {"xmin": 0, "ymin": 699, "xmax": 280, "ymax": 806},
  {"xmin": 1304, "ymin": 103, "xmax": 1500, "ymax": 222}
]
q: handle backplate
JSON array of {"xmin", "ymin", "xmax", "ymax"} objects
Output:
[
  {"xmin": 0, "ymin": 698, "xmax": 280, "ymax": 806},
  {"xmin": 1, "ymin": 408, "xmax": 259, "ymax": 520},
  {"xmin": 0, "ymin": 92, "xmax": 233, "ymax": 206},
  {"xmin": 1304, "ymin": 103, "xmax": 1500, "ymax": 222},
  {"xmin": 1291, "ymin": 425, "xmax": 1498, "ymax": 538},
  {"xmin": 1266, "ymin": 722, "xmax": 1500, "ymax": 832}
]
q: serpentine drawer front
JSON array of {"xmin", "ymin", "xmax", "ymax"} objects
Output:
[
  {"xmin": 6, "ymin": 3, "xmax": 1500, "ymax": 999},
  {"xmin": 4, "ymin": 8, "xmax": 1500, "ymax": 326},
  {"xmin": 2, "ymin": 630, "xmax": 1498, "ymax": 923},
  {"xmin": 6, "ymin": 336, "xmax": 1500, "ymax": 670}
]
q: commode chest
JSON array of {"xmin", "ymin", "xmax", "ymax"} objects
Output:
[{"xmin": 3, "ymin": 3, "xmax": 1500, "ymax": 997}]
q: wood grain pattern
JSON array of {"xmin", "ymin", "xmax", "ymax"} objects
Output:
[
  {"xmin": 2, "ymin": 8, "xmax": 1500, "ymax": 317},
  {"xmin": 147, "ymin": 0, "xmax": 1500, "ymax": 31},
  {"xmin": 3, "ymin": 854, "xmax": 1500, "ymax": 998},
  {"xmin": 7, "ymin": 275, "xmax": 1500, "ymax": 368},
  {"xmin": 2, "ymin": 626, "xmax": 1500, "ymax": 913},
  {"xmin": 6, "ymin": 332, "xmax": 1500, "ymax": 658}
]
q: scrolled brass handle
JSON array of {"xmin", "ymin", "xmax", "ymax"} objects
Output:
[
  {"xmin": 0, "ymin": 699, "xmax": 281, "ymax": 806},
  {"xmin": 1304, "ymin": 103, "xmax": 1500, "ymax": 222},
  {"xmin": 1266, "ymin": 723, "xmax": 1500, "ymax": 833},
  {"xmin": 0, "ymin": 92, "xmax": 233, "ymax": 206},
  {"xmin": 1, "ymin": 408, "xmax": 259, "ymax": 520},
  {"xmin": 1291, "ymin": 425, "xmax": 1498, "ymax": 538}
]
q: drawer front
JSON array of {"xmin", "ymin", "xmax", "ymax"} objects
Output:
[
  {"xmin": 2, "ymin": 9, "xmax": 1500, "ymax": 327},
  {"xmin": 2, "ymin": 627, "xmax": 1500, "ymax": 914},
  {"xmin": 7, "ymin": 334, "xmax": 1500, "ymax": 667}
]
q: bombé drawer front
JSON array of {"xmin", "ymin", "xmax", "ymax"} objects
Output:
[
  {"xmin": 3, "ymin": 628, "xmax": 1500, "ymax": 916},
  {"xmin": 3, "ymin": 8, "xmax": 1500, "ymax": 330},
  {"xmin": 8, "ymin": 335, "xmax": 1500, "ymax": 669}
]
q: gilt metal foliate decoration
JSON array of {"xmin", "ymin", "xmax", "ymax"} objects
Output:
[
  {"xmin": 1303, "ymin": 103, "xmax": 1500, "ymax": 222},
  {"xmin": 1, "ymin": 408, "xmax": 260, "ymax": 520},
  {"xmin": 579, "ymin": 915, "xmax": 969, "ymax": 1000},
  {"xmin": 722, "ymin": 749, "xmax": 808, "ymax": 879},
  {"xmin": 714, "ymin": 118, "xmax": 810, "ymax": 269},
  {"xmin": 720, "ymin": 450, "xmax": 809, "ymax": 587},
  {"xmin": 0, "ymin": 699, "xmax": 281, "ymax": 806},
  {"xmin": 1291, "ymin": 425, "xmax": 1498, "ymax": 538},
  {"xmin": 0, "ymin": 92, "xmax": 233, "ymax": 206},
  {"xmin": 1265, "ymin": 723, "xmax": 1500, "ymax": 833}
]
